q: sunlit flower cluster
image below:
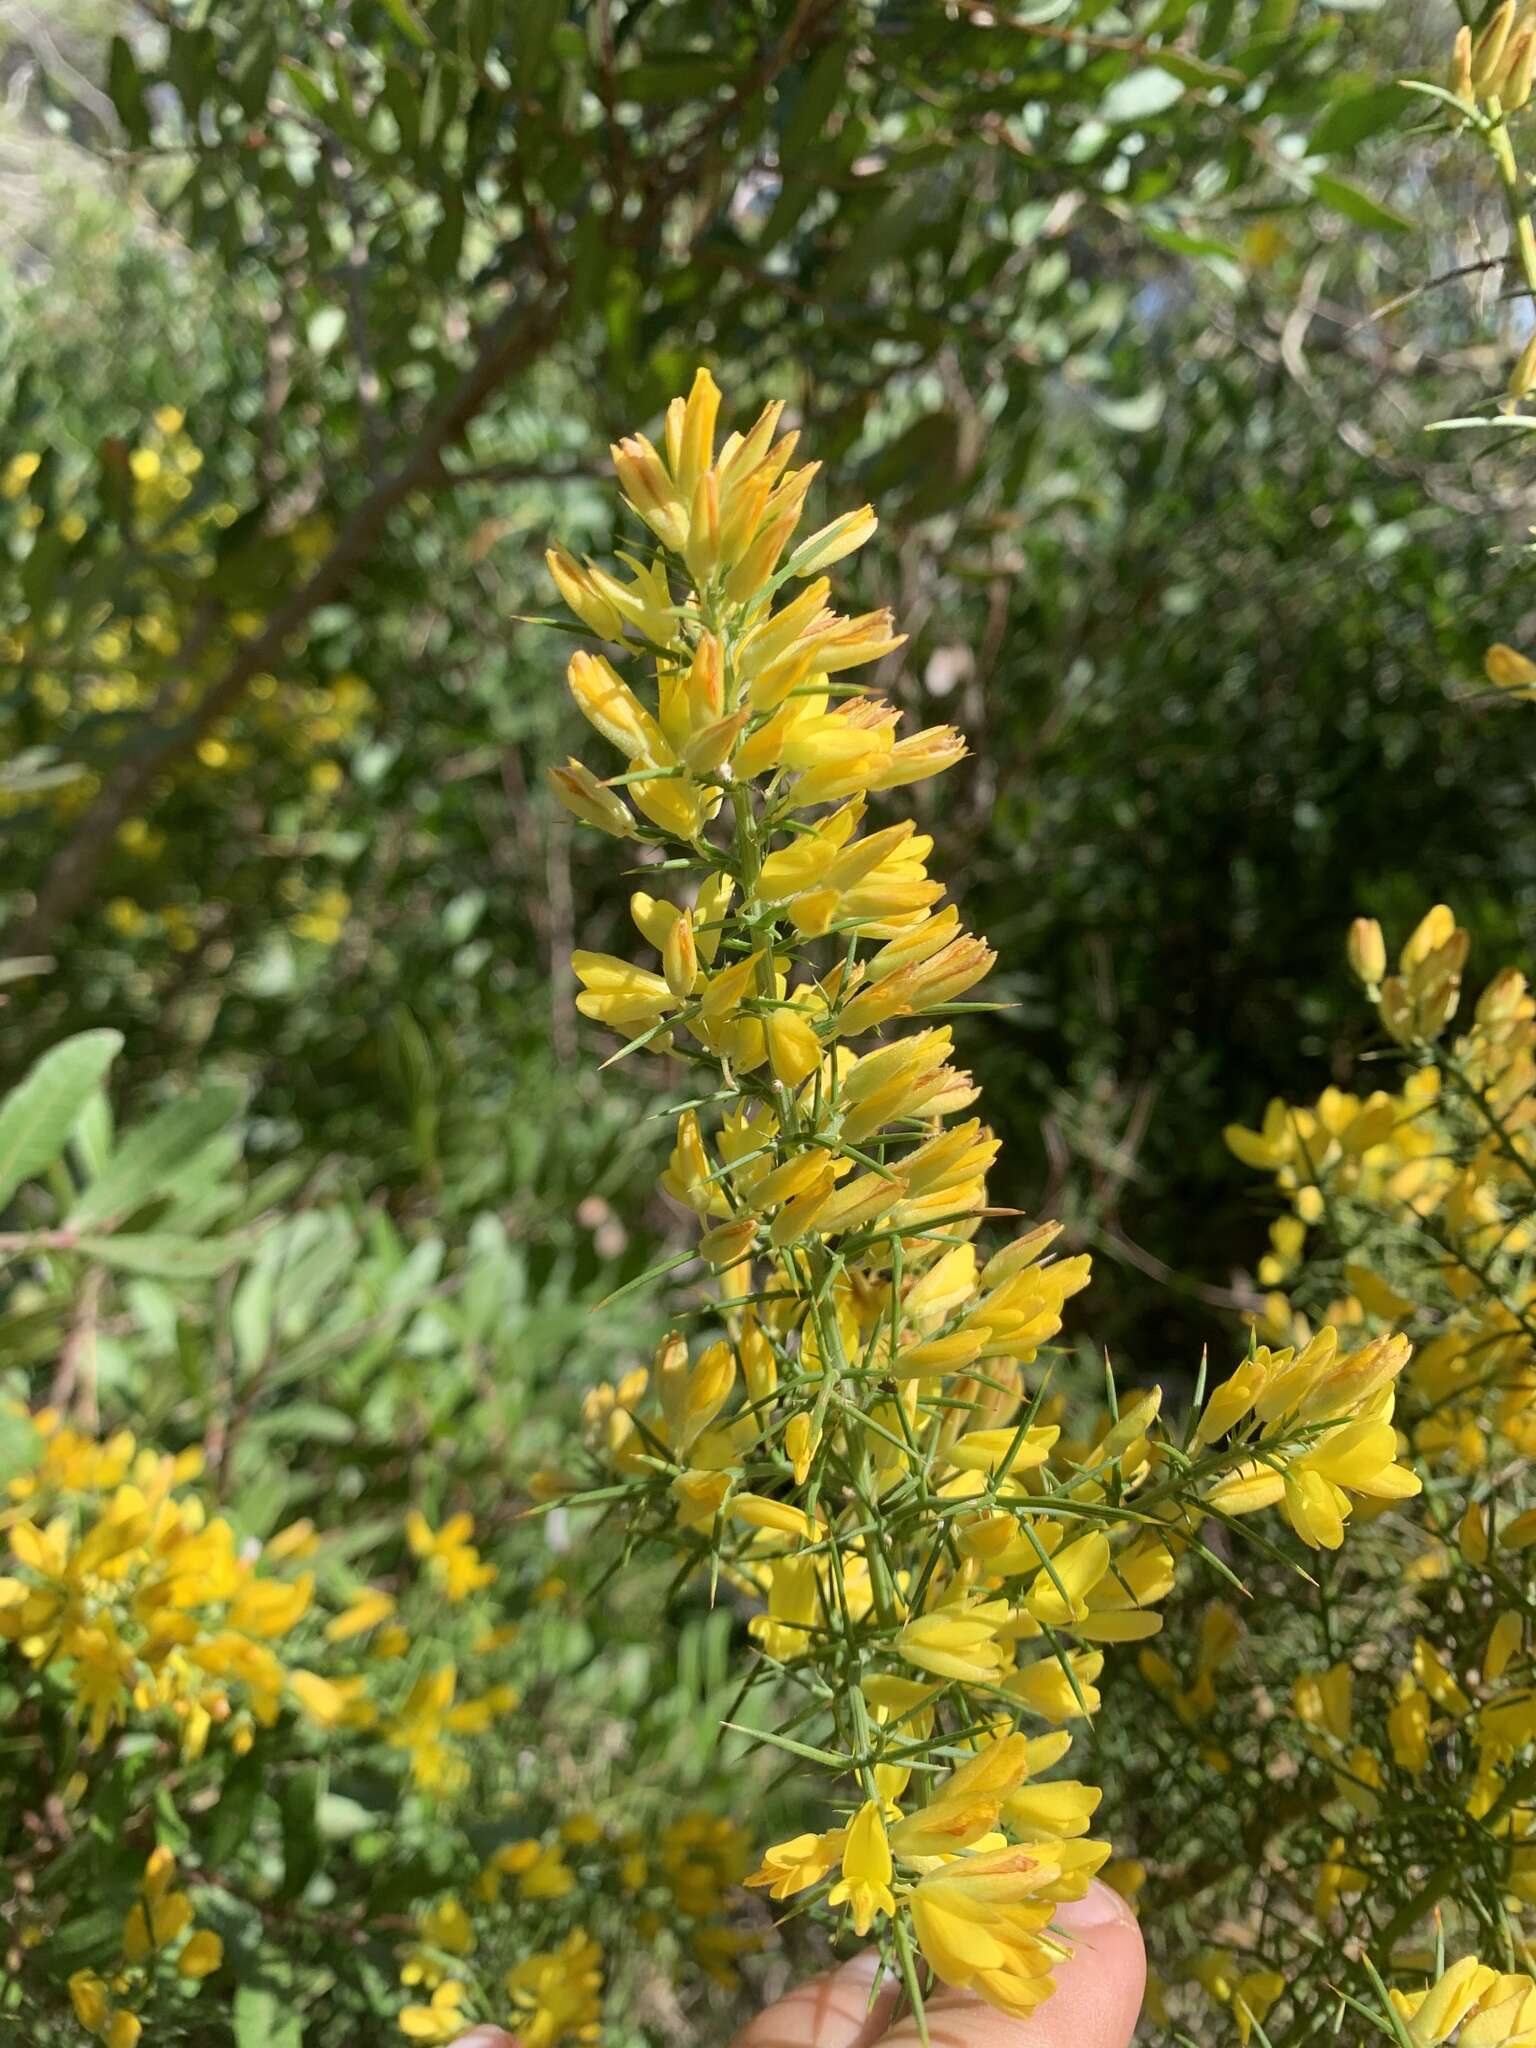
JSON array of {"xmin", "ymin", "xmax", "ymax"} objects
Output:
[
  {"xmin": 0, "ymin": 412, "xmax": 370, "ymax": 946},
  {"xmin": 1115, "ymin": 910, "xmax": 1536, "ymax": 2041},
  {"xmin": 395, "ymin": 1807, "xmax": 753, "ymax": 2042},
  {"xmin": 543, "ymin": 373, "xmax": 1419, "ymax": 2021}
]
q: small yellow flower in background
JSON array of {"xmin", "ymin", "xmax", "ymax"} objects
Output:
[
  {"xmin": 399, "ymin": 1978, "xmax": 470, "ymax": 2043},
  {"xmin": 405, "ymin": 1511, "xmax": 496, "ymax": 1600},
  {"xmin": 504, "ymin": 1928, "xmax": 603, "ymax": 2047},
  {"xmin": 1486, "ymin": 643, "xmax": 1536, "ymax": 700},
  {"xmin": 177, "ymin": 1929, "xmax": 224, "ymax": 1980},
  {"xmin": 326, "ymin": 1586, "xmax": 397, "ymax": 1641}
]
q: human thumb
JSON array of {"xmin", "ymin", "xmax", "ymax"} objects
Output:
[{"xmin": 731, "ymin": 1880, "xmax": 1145, "ymax": 2048}]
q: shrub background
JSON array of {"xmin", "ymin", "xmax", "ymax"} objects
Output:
[{"xmin": 2, "ymin": 1, "xmax": 1536, "ymax": 2042}]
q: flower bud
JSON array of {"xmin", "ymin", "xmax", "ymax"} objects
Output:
[
  {"xmin": 1486, "ymin": 641, "xmax": 1536, "ymax": 692},
  {"xmin": 1510, "ymin": 327, "xmax": 1536, "ymax": 402},
  {"xmin": 1472, "ymin": 2, "xmax": 1517, "ymax": 96},
  {"xmin": 1506, "ymin": 24, "xmax": 1536, "ymax": 106},
  {"xmin": 663, "ymin": 909, "xmax": 698, "ymax": 1003},
  {"xmin": 547, "ymin": 759, "xmax": 634, "ymax": 838},
  {"xmin": 1346, "ymin": 916, "xmax": 1386, "ymax": 991},
  {"xmin": 1453, "ymin": 22, "xmax": 1475, "ymax": 97}
]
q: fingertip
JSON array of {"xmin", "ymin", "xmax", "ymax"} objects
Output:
[
  {"xmin": 449, "ymin": 2030, "xmax": 521, "ymax": 2048},
  {"xmin": 730, "ymin": 1947, "xmax": 900, "ymax": 2048},
  {"xmin": 1036, "ymin": 1881, "xmax": 1147, "ymax": 2047}
]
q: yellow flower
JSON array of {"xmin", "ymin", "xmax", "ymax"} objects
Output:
[
  {"xmin": 70, "ymin": 1971, "xmax": 110, "ymax": 2031},
  {"xmin": 909, "ymin": 1843, "xmax": 1072, "ymax": 2018},
  {"xmin": 745, "ymin": 1826, "xmax": 847, "ymax": 1900},
  {"xmin": 505, "ymin": 1928, "xmax": 603, "ymax": 2048},
  {"xmin": 326, "ymin": 1586, "xmax": 397, "ymax": 1640},
  {"xmin": 826, "ymin": 1800, "xmax": 895, "ymax": 1937},
  {"xmin": 404, "ymin": 1512, "xmax": 495, "ymax": 1600},
  {"xmin": 177, "ymin": 1930, "xmax": 224, "ymax": 1980},
  {"xmin": 399, "ymin": 1979, "xmax": 470, "ymax": 2043}
]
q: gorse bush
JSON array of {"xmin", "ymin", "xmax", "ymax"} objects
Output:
[
  {"xmin": 534, "ymin": 371, "xmax": 1432, "ymax": 2033},
  {"xmin": 1090, "ymin": 899, "xmax": 1536, "ymax": 2041},
  {"xmin": 0, "ymin": 1028, "xmax": 754, "ymax": 2046},
  {"xmin": 7, "ymin": 6, "xmax": 1536, "ymax": 2046}
]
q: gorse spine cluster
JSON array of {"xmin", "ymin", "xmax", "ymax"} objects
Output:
[{"xmin": 544, "ymin": 372, "xmax": 1420, "ymax": 2025}]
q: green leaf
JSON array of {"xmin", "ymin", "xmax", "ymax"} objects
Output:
[
  {"xmin": 68, "ymin": 1080, "xmax": 244, "ymax": 1229},
  {"xmin": 0, "ymin": 1031, "xmax": 122, "ymax": 1211},
  {"xmin": 107, "ymin": 36, "xmax": 151, "ymax": 147},
  {"xmin": 1309, "ymin": 83, "xmax": 1414, "ymax": 154},
  {"xmin": 1099, "ymin": 67, "xmax": 1187, "ymax": 124},
  {"xmin": 377, "ymin": 0, "xmax": 433, "ymax": 46},
  {"xmin": 235, "ymin": 1986, "xmax": 303, "ymax": 2048},
  {"xmin": 1153, "ymin": 51, "xmax": 1242, "ymax": 88},
  {"xmin": 1311, "ymin": 171, "xmax": 1411, "ymax": 232},
  {"xmin": 208, "ymin": 1753, "xmax": 266, "ymax": 1864},
  {"xmin": 720, "ymin": 1720, "xmax": 852, "ymax": 1768},
  {"xmin": 279, "ymin": 1763, "xmax": 325, "ymax": 1900},
  {"xmin": 0, "ymin": 1406, "xmax": 40, "ymax": 1487},
  {"xmin": 72, "ymin": 1233, "xmax": 247, "ymax": 1280}
]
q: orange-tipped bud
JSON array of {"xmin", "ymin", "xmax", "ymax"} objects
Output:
[
  {"xmin": 684, "ymin": 469, "xmax": 722, "ymax": 584},
  {"xmin": 547, "ymin": 759, "xmax": 635, "ymax": 838},
  {"xmin": 546, "ymin": 545, "xmax": 625, "ymax": 640},
  {"xmin": 784, "ymin": 504, "xmax": 878, "ymax": 578},
  {"xmin": 567, "ymin": 649, "xmax": 663, "ymax": 761},
  {"xmin": 1473, "ymin": 2, "xmax": 1517, "ymax": 94},
  {"xmin": 868, "ymin": 727, "xmax": 967, "ymax": 791},
  {"xmin": 663, "ymin": 909, "xmax": 698, "ymax": 1003},
  {"xmin": 682, "ymin": 710, "xmax": 749, "ymax": 778},
  {"xmin": 612, "ymin": 434, "xmax": 688, "ymax": 551}
]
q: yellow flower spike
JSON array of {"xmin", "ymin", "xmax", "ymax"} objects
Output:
[
  {"xmin": 826, "ymin": 1799, "xmax": 895, "ymax": 1936},
  {"xmin": 543, "ymin": 374, "xmax": 1439, "ymax": 2029}
]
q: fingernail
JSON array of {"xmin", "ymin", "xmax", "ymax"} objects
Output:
[
  {"xmin": 451, "ymin": 2029, "xmax": 521, "ymax": 2048},
  {"xmin": 1053, "ymin": 1879, "xmax": 1132, "ymax": 1931}
]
